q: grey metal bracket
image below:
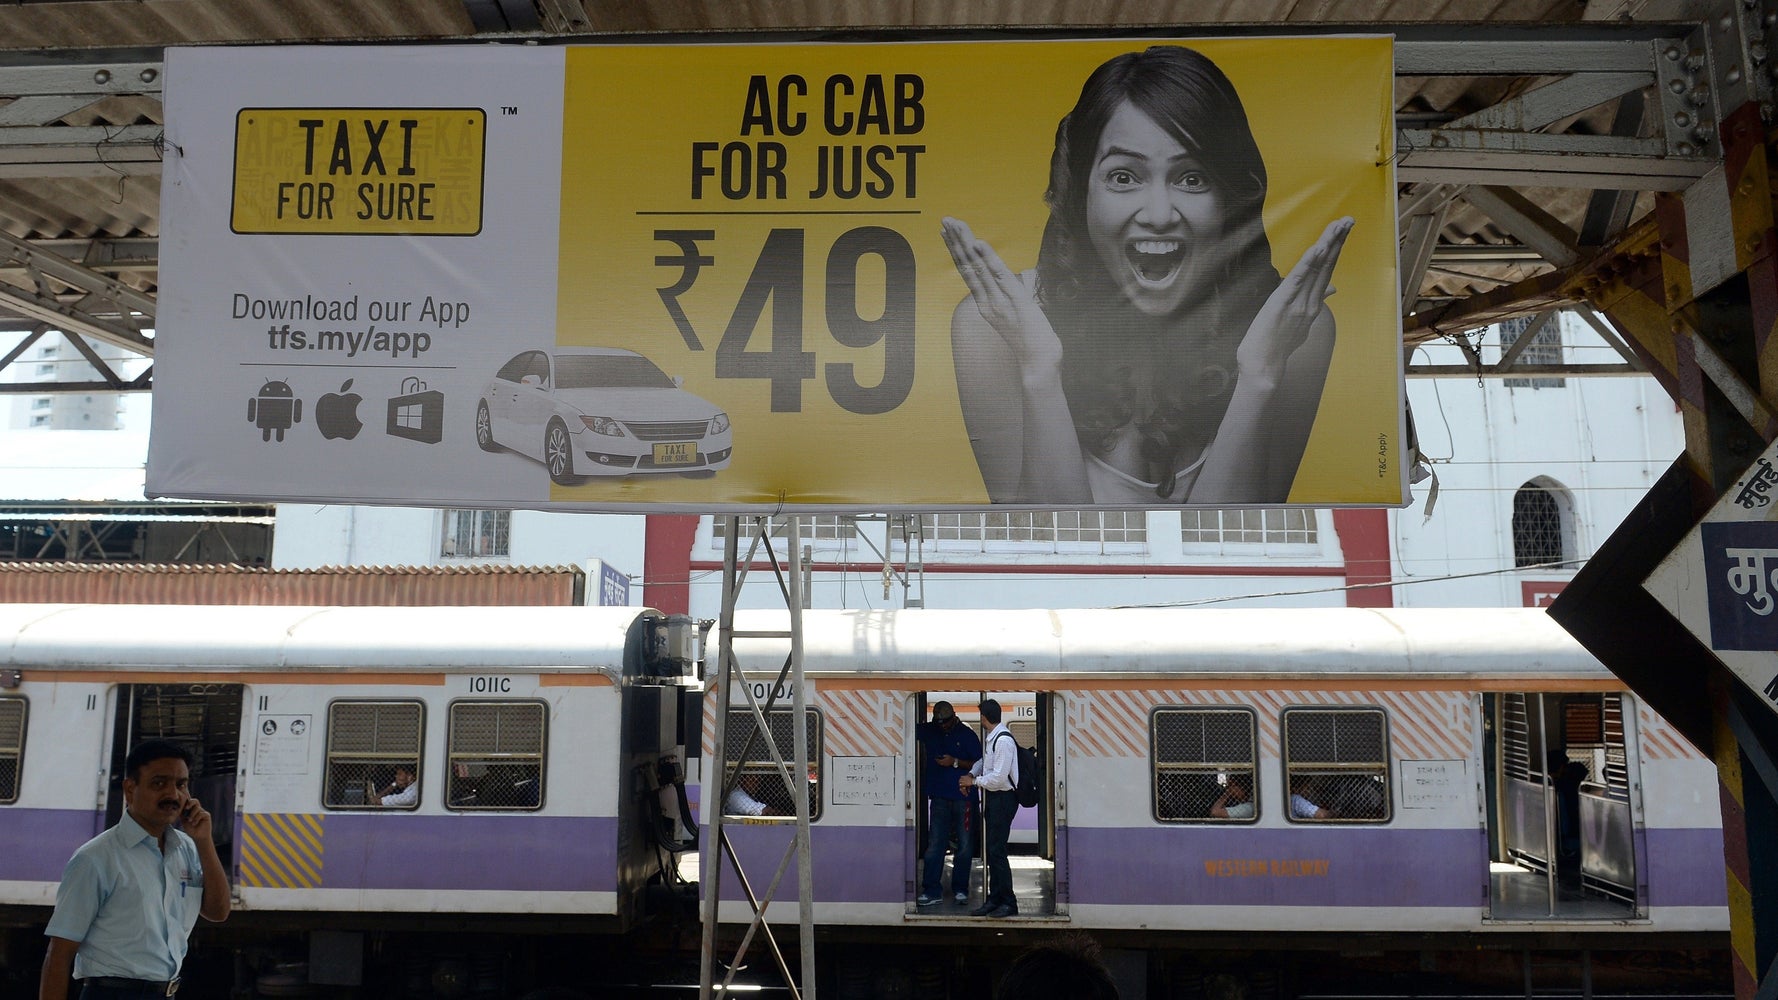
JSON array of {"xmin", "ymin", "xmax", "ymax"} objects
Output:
[{"xmin": 700, "ymin": 516, "xmax": 817, "ymax": 1000}]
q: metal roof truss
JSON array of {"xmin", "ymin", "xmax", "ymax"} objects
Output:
[{"xmin": 0, "ymin": 15, "xmax": 1763, "ymax": 390}]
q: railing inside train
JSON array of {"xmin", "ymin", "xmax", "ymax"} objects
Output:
[{"xmin": 1499, "ymin": 692, "xmax": 1638, "ymax": 914}]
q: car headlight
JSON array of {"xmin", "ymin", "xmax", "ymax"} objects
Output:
[
  {"xmin": 581, "ymin": 415, "xmax": 624, "ymax": 437},
  {"xmin": 710, "ymin": 412, "xmax": 730, "ymax": 435}
]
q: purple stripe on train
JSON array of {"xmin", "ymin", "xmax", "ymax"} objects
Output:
[
  {"xmin": 1068, "ymin": 826, "xmax": 1489, "ymax": 907},
  {"xmin": 1643, "ymin": 826, "xmax": 1728, "ymax": 907},
  {"xmin": 717, "ymin": 824, "xmax": 903, "ymax": 904},
  {"xmin": 1068, "ymin": 825, "xmax": 1730, "ymax": 909},
  {"xmin": 719, "ymin": 823, "xmax": 1730, "ymax": 909},
  {"xmin": 3, "ymin": 809, "xmax": 105, "ymax": 881},
  {"xmin": 318, "ymin": 814, "xmax": 618, "ymax": 892}
]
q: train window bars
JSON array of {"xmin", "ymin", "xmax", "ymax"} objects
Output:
[
  {"xmin": 1281, "ymin": 707, "xmax": 1392, "ymax": 823},
  {"xmin": 721, "ymin": 707, "xmax": 822, "ymax": 821},
  {"xmin": 0, "ymin": 696, "xmax": 24, "ymax": 804},
  {"xmin": 324, "ymin": 700, "xmax": 424, "ymax": 810},
  {"xmin": 1150, "ymin": 707, "xmax": 1259, "ymax": 823},
  {"xmin": 446, "ymin": 700, "xmax": 547, "ymax": 811}
]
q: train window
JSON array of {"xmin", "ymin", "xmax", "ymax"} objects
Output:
[
  {"xmin": 0, "ymin": 696, "xmax": 24, "ymax": 805},
  {"xmin": 446, "ymin": 700, "xmax": 547, "ymax": 811},
  {"xmin": 1150, "ymin": 707, "xmax": 1258, "ymax": 823},
  {"xmin": 324, "ymin": 700, "xmax": 424, "ymax": 810},
  {"xmin": 720, "ymin": 708, "xmax": 822, "ymax": 821},
  {"xmin": 1281, "ymin": 707, "xmax": 1391, "ymax": 823}
]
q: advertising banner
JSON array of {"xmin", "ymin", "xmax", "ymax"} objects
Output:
[{"xmin": 147, "ymin": 38, "xmax": 1402, "ymax": 511}]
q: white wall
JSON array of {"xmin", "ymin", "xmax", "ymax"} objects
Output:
[
  {"xmin": 272, "ymin": 503, "xmax": 651, "ymax": 598},
  {"xmin": 271, "ymin": 316, "xmax": 1686, "ymax": 614},
  {"xmin": 1393, "ymin": 315, "xmax": 1684, "ymax": 607}
]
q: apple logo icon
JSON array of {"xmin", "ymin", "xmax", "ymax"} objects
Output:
[{"xmin": 316, "ymin": 379, "xmax": 364, "ymax": 440}]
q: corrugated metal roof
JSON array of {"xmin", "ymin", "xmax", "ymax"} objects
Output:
[
  {"xmin": 0, "ymin": 560, "xmax": 586, "ymax": 605},
  {"xmin": 0, "ymin": 1, "xmax": 1694, "ymax": 354}
]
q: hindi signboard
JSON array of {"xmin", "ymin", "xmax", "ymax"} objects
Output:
[
  {"xmin": 1644, "ymin": 444, "xmax": 1778, "ymax": 711},
  {"xmin": 147, "ymin": 39, "xmax": 1402, "ymax": 511}
]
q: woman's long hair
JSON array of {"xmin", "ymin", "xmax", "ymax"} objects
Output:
[{"xmin": 1035, "ymin": 46, "xmax": 1280, "ymax": 496}]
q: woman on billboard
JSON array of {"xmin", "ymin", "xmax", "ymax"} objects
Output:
[{"xmin": 943, "ymin": 45, "xmax": 1353, "ymax": 505}]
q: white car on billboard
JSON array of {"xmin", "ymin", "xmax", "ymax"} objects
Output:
[{"xmin": 476, "ymin": 347, "xmax": 733, "ymax": 484}]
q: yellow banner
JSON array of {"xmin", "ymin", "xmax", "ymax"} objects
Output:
[
  {"xmin": 556, "ymin": 38, "xmax": 1400, "ymax": 508},
  {"xmin": 232, "ymin": 108, "xmax": 486, "ymax": 235}
]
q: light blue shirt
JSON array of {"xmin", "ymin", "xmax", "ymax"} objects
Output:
[{"xmin": 44, "ymin": 811, "xmax": 205, "ymax": 981}]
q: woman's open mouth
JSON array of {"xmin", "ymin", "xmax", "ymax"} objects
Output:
[{"xmin": 1126, "ymin": 240, "xmax": 1184, "ymax": 284}]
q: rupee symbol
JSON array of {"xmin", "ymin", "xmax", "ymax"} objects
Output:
[{"xmin": 655, "ymin": 230, "xmax": 715, "ymax": 351}]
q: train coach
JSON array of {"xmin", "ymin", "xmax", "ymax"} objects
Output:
[
  {"xmin": 0, "ymin": 602, "xmax": 1732, "ymax": 995},
  {"xmin": 0, "ymin": 603, "xmax": 703, "ymax": 995},
  {"xmin": 710, "ymin": 606, "xmax": 1729, "ymax": 939}
]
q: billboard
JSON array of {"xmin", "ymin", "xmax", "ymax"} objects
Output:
[{"xmin": 147, "ymin": 39, "xmax": 1402, "ymax": 511}]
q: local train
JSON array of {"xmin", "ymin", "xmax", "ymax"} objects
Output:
[{"xmin": 0, "ymin": 603, "xmax": 1730, "ymax": 997}]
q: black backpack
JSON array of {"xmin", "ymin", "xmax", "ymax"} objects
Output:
[{"xmin": 995, "ymin": 731, "xmax": 1041, "ymax": 808}]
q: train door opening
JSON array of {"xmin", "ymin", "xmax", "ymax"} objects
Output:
[
  {"xmin": 910, "ymin": 691, "xmax": 1057, "ymax": 918},
  {"xmin": 105, "ymin": 683, "xmax": 245, "ymax": 869},
  {"xmin": 1483, "ymin": 692, "xmax": 1637, "ymax": 920}
]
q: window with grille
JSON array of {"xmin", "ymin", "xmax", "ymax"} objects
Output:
[
  {"xmin": 325, "ymin": 701, "xmax": 423, "ymax": 810},
  {"xmin": 711, "ymin": 515, "xmax": 856, "ymax": 544},
  {"xmin": 1181, "ymin": 508, "xmax": 1319, "ymax": 546},
  {"xmin": 0, "ymin": 697, "xmax": 24, "ymax": 805},
  {"xmin": 1598, "ymin": 695, "xmax": 1630, "ymax": 799},
  {"xmin": 721, "ymin": 708, "xmax": 822, "ymax": 820},
  {"xmin": 446, "ymin": 700, "xmax": 547, "ymax": 811},
  {"xmin": 1512, "ymin": 483, "xmax": 1566, "ymax": 568},
  {"xmin": 928, "ymin": 511, "xmax": 1146, "ymax": 549},
  {"xmin": 440, "ymin": 509, "xmax": 510, "ymax": 559},
  {"xmin": 1151, "ymin": 708, "xmax": 1257, "ymax": 823},
  {"xmin": 1281, "ymin": 707, "xmax": 1390, "ymax": 823},
  {"xmin": 1500, "ymin": 315, "xmax": 1566, "ymax": 389}
]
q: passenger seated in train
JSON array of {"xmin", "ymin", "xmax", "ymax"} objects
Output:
[
  {"xmin": 1289, "ymin": 777, "xmax": 1333, "ymax": 819},
  {"xmin": 371, "ymin": 763, "xmax": 419, "ymax": 807},
  {"xmin": 723, "ymin": 771, "xmax": 785, "ymax": 817},
  {"xmin": 1157, "ymin": 772, "xmax": 1256, "ymax": 821},
  {"xmin": 1210, "ymin": 776, "xmax": 1255, "ymax": 819},
  {"xmin": 1322, "ymin": 774, "xmax": 1388, "ymax": 820}
]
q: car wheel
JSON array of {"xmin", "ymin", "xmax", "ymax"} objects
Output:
[
  {"xmin": 545, "ymin": 419, "xmax": 578, "ymax": 485},
  {"xmin": 475, "ymin": 401, "xmax": 498, "ymax": 452}
]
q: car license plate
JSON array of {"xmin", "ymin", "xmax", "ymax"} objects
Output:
[{"xmin": 654, "ymin": 442, "xmax": 697, "ymax": 465}]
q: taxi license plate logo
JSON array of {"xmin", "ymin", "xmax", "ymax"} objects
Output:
[
  {"xmin": 231, "ymin": 108, "xmax": 486, "ymax": 235},
  {"xmin": 654, "ymin": 442, "xmax": 697, "ymax": 466}
]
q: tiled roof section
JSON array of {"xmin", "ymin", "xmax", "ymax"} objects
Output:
[{"xmin": 0, "ymin": 561, "xmax": 586, "ymax": 606}]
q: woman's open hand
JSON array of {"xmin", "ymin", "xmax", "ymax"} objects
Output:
[
  {"xmin": 1236, "ymin": 216, "xmax": 1353, "ymax": 384},
  {"xmin": 942, "ymin": 217, "xmax": 1061, "ymax": 372}
]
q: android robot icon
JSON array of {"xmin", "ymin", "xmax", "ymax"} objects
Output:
[{"xmin": 248, "ymin": 379, "xmax": 302, "ymax": 441}]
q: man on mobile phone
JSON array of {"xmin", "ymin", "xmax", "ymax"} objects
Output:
[
  {"xmin": 39, "ymin": 739, "xmax": 231, "ymax": 999},
  {"xmin": 372, "ymin": 763, "xmax": 419, "ymax": 808}
]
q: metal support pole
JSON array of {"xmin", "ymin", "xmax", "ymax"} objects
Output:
[
  {"xmin": 786, "ymin": 521, "xmax": 816, "ymax": 997},
  {"xmin": 1539, "ymin": 696, "xmax": 1557, "ymax": 918},
  {"xmin": 699, "ymin": 515, "xmax": 816, "ymax": 1000}
]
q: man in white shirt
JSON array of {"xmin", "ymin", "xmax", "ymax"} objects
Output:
[
  {"xmin": 723, "ymin": 773, "xmax": 781, "ymax": 817},
  {"xmin": 372, "ymin": 764, "xmax": 419, "ymax": 808},
  {"xmin": 1210, "ymin": 776, "xmax": 1254, "ymax": 819},
  {"xmin": 958, "ymin": 699, "xmax": 1019, "ymax": 918}
]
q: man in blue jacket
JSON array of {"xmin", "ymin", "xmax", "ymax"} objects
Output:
[{"xmin": 915, "ymin": 701, "xmax": 980, "ymax": 907}]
